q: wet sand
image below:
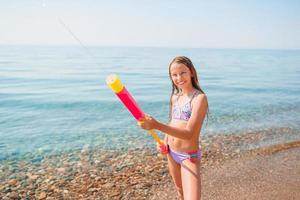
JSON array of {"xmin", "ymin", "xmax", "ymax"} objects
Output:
[
  {"xmin": 0, "ymin": 130, "xmax": 300, "ymax": 200},
  {"xmin": 202, "ymin": 146, "xmax": 300, "ymax": 200}
]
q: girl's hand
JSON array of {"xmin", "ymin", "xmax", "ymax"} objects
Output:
[
  {"xmin": 157, "ymin": 143, "xmax": 169, "ymax": 155},
  {"xmin": 137, "ymin": 114, "xmax": 158, "ymax": 130}
]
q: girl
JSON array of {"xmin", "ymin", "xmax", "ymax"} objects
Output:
[{"xmin": 138, "ymin": 56, "xmax": 208, "ymax": 200}]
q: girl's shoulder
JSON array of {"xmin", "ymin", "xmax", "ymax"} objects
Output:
[
  {"xmin": 171, "ymin": 93, "xmax": 180, "ymax": 106},
  {"xmin": 171, "ymin": 94, "xmax": 176, "ymax": 104},
  {"xmin": 194, "ymin": 90, "xmax": 206, "ymax": 98},
  {"xmin": 171, "ymin": 93, "xmax": 180, "ymax": 98},
  {"xmin": 191, "ymin": 92, "xmax": 208, "ymax": 107}
]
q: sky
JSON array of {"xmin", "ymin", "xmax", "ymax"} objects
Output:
[{"xmin": 0, "ymin": 0, "xmax": 299, "ymax": 49}]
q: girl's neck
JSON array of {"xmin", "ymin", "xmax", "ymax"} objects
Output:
[{"xmin": 179, "ymin": 85, "xmax": 196, "ymax": 96}]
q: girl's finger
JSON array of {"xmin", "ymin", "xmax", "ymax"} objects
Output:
[{"xmin": 137, "ymin": 121, "xmax": 144, "ymax": 126}]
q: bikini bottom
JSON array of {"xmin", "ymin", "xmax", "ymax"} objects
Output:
[{"xmin": 169, "ymin": 146, "xmax": 202, "ymax": 164}]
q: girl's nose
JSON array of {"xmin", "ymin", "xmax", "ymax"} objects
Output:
[{"xmin": 177, "ymin": 75, "xmax": 183, "ymax": 81}]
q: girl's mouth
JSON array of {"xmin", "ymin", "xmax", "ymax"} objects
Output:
[{"xmin": 177, "ymin": 81, "xmax": 186, "ymax": 86}]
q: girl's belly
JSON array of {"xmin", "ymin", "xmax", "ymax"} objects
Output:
[{"xmin": 168, "ymin": 120, "xmax": 200, "ymax": 152}]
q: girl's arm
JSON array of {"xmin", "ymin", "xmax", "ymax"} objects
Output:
[{"xmin": 141, "ymin": 94, "xmax": 208, "ymax": 140}]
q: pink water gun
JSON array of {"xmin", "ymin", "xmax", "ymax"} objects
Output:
[{"xmin": 106, "ymin": 74, "xmax": 162, "ymax": 144}]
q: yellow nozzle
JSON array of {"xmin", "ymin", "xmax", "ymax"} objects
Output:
[{"xmin": 106, "ymin": 74, "xmax": 124, "ymax": 93}]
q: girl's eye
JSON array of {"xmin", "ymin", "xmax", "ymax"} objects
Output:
[{"xmin": 180, "ymin": 72, "xmax": 186, "ymax": 75}]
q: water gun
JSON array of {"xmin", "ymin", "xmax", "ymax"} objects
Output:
[{"xmin": 106, "ymin": 74, "xmax": 162, "ymax": 144}]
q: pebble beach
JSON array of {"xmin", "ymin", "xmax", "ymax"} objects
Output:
[{"xmin": 1, "ymin": 127, "xmax": 299, "ymax": 200}]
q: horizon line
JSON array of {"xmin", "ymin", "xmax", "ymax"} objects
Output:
[{"xmin": 0, "ymin": 43, "xmax": 299, "ymax": 51}]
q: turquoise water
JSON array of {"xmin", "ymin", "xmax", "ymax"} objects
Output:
[{"xmin": 1, "ymin": 45, "xmax": 300, "ymax": 160}]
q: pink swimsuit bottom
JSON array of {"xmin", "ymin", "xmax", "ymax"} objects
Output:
[{"xmin": 169, "ymin": 146, "xmax": 202, "ymax": 164}]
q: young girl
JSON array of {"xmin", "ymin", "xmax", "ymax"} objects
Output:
[{"xmin": 138, "ymin": 56, "xmax": 208, "ymax": 200}]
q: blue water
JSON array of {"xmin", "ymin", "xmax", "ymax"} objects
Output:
[{"xmin": 1, "ymin": 45, "xmax": 300, "ymax": 160}]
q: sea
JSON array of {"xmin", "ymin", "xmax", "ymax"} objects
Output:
[{"xmin": 1, "ymin": 45, "xmax": 300, "ymax": 161}]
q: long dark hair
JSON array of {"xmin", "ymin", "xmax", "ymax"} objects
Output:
[{"xmin": 168, "ymin": 56, "xmax": 209, "ymax": 122}]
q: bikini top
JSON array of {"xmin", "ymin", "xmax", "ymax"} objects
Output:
[{"xmin": 172, "ymin": 91, "xmax": 199, "ymax": 121}]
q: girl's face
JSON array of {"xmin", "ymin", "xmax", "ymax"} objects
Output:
[{"xmin": 170, "ymin": 62, "xmax": 193, "ymax": 90}]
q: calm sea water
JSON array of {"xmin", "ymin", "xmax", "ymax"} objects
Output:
[{"xmin": 1, "ymin": 45, "xmax": 300, "ymax": 160}]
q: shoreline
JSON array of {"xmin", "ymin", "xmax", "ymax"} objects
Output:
[
  {"xmin": 1, "ymin": 126, "xmax": 298, "ymax": 163},
  {"xmin": 1, "ymin": 136, "xmax": 300, "ymax": 199}
]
